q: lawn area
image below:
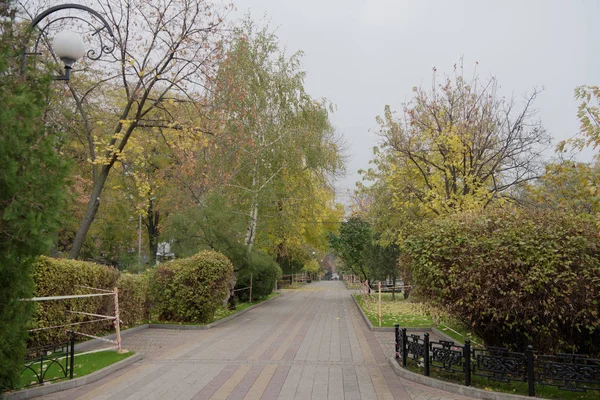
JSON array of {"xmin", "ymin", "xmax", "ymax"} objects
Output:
[
  {"xmin": 354, "ymin": 293, "xmax": 433, "ymax": 328},
  {"xmin": 150, "ymin": 292, "xmax": 280, "ymax": 325},
  {"xmin": 434, "ymin": 320, "xmax": 483, "ymax": 346},
  {"xmin": 368, "ymin": 290, "xmax": 596, "ymax": 400},
  {"xmin": 19, "ymin": 350, "xmax": 133, "ymax": 389},
  {"xmin": 354, "ymin": 293, "xmax": 483, "ymax": 345}
]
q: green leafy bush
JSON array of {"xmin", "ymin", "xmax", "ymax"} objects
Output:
[
  {"xmin": 151, "ymin": 251, "xmax": 234, "ymax": 323},
  {"xmin": 117, "ymin": 272, "xmax": 151, "ymax": 327},
  {"xmin": 236, "ymin": 252, "xmax": 282, "ymax": 301},
  {"xmin": 29, "ymin": 257, "xmax": 120, "ymax": 347},
  {"xmin": 401, "ymin": 207, "xmax": 600, "ymax": 355},
  {"xmin": 278, "ymin": 255, "xmax": 304, "ymax": 275},
  {"xmin": 208, "ymin": 238, "xmax": 281, "ymax": 302},
  {"xmin": 28, "ymin": 258, "xmax": 153, "ymax": 348}
]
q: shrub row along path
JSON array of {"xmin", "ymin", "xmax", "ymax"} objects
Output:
[{"xmin": 40, "ymin": 281, "xmax": 473, "ymax": 400}]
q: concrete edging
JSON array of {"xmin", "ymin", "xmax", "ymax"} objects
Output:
[
  {"xmin": 350, "ymin": 294, "xmax": 458, "ymax": 343},
  {"xmin": 148, "ymin": 291, "xmax": 284, "ymax": 330},
  {"xmin": 4, "ymin": 293, "xmax": 283, "ymax": 399},
  {"xmin": 388, "ymin": 357, "xmax": 533, "ymax": 400},
  {"xmin": 351, "ymin": 292, "xmax": 394, "ymax": 332},
  {"xmin": 5, "ymin": 353, "xmax": 143, "ymax": 400}
]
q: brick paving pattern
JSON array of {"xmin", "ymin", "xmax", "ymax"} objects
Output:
[{"xmin": 38, "ymin": 281, "xmax": 474, "ymax": 399}]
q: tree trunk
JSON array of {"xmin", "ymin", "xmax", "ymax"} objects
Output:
[
  {"xmin": 227, "ymin": 289, "xmax": 237, "ymax": 310},
  {"xmin": 392, "ymin": 276, "xmax": 396, "ymax": 300},
  {"xmin": 146, "ymin": 199, "xmax": 160, "ymax": 266},
  {"xmin": 245, "ymin": 160, "xmax": 259, "ymax": 251},
  {"xmin": 68, "ymin": 168, "xmax": 110, "ymax": 259},
  {"xmin": 276, "ymin": 242, "xmax": 285, "ymax": 264},
  {"xmin": 245, "ymin": 200, "xmax": 258, "ymax": 251}
]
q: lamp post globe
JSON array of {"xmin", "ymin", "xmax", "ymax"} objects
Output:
[
  {"xmin": 52, "ymin": 30, "xmax": 87, "ymax": 67},
  {"xmin": 22, "ymin": 4, "xmax": 114, "ymax": 81}
]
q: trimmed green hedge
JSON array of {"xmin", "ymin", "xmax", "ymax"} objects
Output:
[
  {"xmin": 401, "ymin": 207, "xmax": 600, "ymax": 355},
  {"xmin": 117, "ymin": 272, "xmax": 151, "ymax": 328},
  {"xmin": 29, "ymin": 256, "xmax": 120, "ymax": 347},
  {"xmin": 27, "ymin": 251, "xmax": 235, "ymax": 347},
  {"xmin": 30, "ymin": 259, "xmax": 151, "ymax": 347},
  {"xmin": 151, "ymin": 250, "xmax": 234, "ymax": 323}
]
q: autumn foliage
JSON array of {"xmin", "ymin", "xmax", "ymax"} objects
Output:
[{"xmin": 401, "ymin": 206, "xmax": 600, "ymax": 355}]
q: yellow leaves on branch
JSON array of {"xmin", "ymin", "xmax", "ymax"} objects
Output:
[
  {"xmin": 131, "ymin": 171, "xmax": 152, "ymax": 200},
  {"xmin": 524, "ymin": 160, "xmax": 600, "ymax": 215},
  {"xmin": 371, "ymin": 70, "xmax": 549, "ymax": 223},
  {"xmin": 567, "ymin": 85, "xmax": 600, "ymax": 151}
]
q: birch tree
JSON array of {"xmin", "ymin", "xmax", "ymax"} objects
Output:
[{"xmin": 211, "ymin": 19, "xmax": 344, "ymax": 253}]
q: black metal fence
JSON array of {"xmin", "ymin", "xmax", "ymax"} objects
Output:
[
  {"xmin": 21, "ymin": 331, "xmax": 75, "ymax": 387},
  {"xmin": 394, "ymin": 325, "xmax": 600, "ymax": 396}
]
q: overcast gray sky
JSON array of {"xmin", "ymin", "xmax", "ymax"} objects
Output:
[{"xmin": 238, "ymin": 0, "xmax": 600, "ymax": 204}]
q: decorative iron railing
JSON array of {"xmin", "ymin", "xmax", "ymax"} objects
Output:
[
  {"xmin": 394, "ymin": 325, "xmax": 600, "ymax": 397},
  {"xmin": 537, "ymin": 353, "xmax": 600, "ymax": 392},
  {"xmin": 20, "ymin": 331, "xmax": 75, "ymax": 387}
]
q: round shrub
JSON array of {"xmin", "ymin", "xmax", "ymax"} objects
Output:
[
  {"xmin": 401, "ymin": 206, "xmax": 600, "ymax": 355},
  {"xmin": 30, "ymin": 256, "xmax": 120, "ymax": 347},
  {"xmin": 236, "ymin": 252, "xmax": 281, "ymax": 302},
  {"xmin": 151, "ymin": 250, "xmax": 234, "ymax": 323}
]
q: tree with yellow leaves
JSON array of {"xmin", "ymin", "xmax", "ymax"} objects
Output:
[
  {"xmin": 210, "ymin": 18, "xmax": 345, "ymax": 258},
  {"xmin": 365, "ymin": 64, "xmax": 550, "ymax": 241},
  {"xmin": 25, "ymin": 0, "xmax": 231, "ymax": 259},
  {"xmin": 558, "ymin": 85, "xmax": 600, "ymax": 152},
  {"xmin": 521, "ymin": 160, "xmax": 600, "ymax": 215}
]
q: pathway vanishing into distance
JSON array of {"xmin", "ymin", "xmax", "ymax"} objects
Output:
[{"xmin": 40, "ymin": 281, "xmax": 474, "ymax": 400}]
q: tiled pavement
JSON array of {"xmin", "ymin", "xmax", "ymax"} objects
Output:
[{"xmin": 38, "ymin": 281, "xmax": 474, "ymax": 399}]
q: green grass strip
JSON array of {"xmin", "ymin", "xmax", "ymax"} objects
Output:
[{"xmin": 19, "ymin": 350, "xmax": 133, "ymax": 389}]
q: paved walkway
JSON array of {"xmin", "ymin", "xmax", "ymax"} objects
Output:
[{"xmin": 40, "ymin": 281, "xmax": 473, "ymax": 400}]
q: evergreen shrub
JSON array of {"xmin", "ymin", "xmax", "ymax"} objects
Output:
[
  {"xmin": 236, "ymin": 252, "xmax": 281, "ymax": 301},
  {"xmin": 0, "ymin": 6, "xmax": 70, "ymax": 389}
]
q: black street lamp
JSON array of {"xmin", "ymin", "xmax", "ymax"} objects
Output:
[{"xmin": 22, "ymin": 3, "xmax": 115, "ymax": 80}]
